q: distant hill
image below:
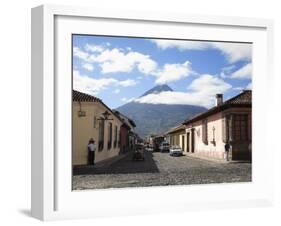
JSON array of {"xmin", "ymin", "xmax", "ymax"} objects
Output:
[{"xmin": 116, "ymin": 85, "xmax": 207, "ymax": 138}]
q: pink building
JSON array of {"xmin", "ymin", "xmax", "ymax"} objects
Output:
[{"xmin": 183, "ymin": 90, "xmax": 252, "ymax": 161}]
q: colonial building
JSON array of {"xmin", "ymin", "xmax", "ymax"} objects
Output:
[
  {"xmin": 147, "ymin": 134, "xmax": 156, "ymax": 145},
  {"xmin": 113, "ymin": 111, "xmax": 137, "ymax": 153},
  {"xmin": 182, "ymin": 90, "xmax": 252, "ymax": 161},
  {"xmin": 72, "ymin": 90, "xmax": 124, "ymax": 166},
  {"xmin": 152, "ymin": 134, "xmax": 166, "ymax": 151},
  {"xmin": 165, "ymin": 125, "xmax": 186, "ymax": 149}
]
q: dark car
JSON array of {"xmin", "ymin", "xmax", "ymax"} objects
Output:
[{"xmin": 132, "ymin": 143, "xmax": 145, "ymax": 161}]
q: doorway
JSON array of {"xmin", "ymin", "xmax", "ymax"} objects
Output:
[
  {"xmin": 191, "ymin": 129, "xmax": 195, "ymax": 153},
  {"xmin": 181, "ymin": 135, "xmax": 185, "ymax": 152},
  {"xmin": 186, "ymin": 132, "xmax": 190, "ymax": 152}
]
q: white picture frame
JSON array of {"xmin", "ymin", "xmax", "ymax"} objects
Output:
[{"xmin": 31, "ymin": 4, "xmax": 274, "ymax": 221}]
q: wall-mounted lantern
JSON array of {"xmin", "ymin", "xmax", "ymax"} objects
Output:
[
  {"xmin": 98, "ymin": 110, "xmax": 113, "ymax": 121},
  {"xmin": 78, "ymin": 110, "xmax": 86, "ymax": 117}
]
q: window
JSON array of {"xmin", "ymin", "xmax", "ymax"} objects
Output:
[
  {"xmin": 98, "ymin": 120, "xmax": 104, "ymax": 151},
  {"xmin": 202, "ymin": 119, "xmax": 208, "ymax": 144},
  {"xmin": 93, "ymin": 116, "xmax": 97, "ymax": 128},
  {"xmin": 118, "ymin": 129, "xmax": 121, "ymax": 147},
  {"xmin": 108, "ymin": 122, "xmax": 112, "ymax": 150},
  {"xmin": 114, "ymin": 125, "xmax": 117, "ymax": 148}
]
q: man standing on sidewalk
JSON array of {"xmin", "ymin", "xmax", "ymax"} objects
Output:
[
  {"xmin": 224, "ymin": 142, "xmax": 230, "ymax": 161},
  {"xmin": 88, "ymin": 138, "xmax": 96, "ymax": 165}
]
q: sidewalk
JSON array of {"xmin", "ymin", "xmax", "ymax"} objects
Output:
[{"xmin": 73, "ymin": 151, "xmax": 132, "ymax": 175}]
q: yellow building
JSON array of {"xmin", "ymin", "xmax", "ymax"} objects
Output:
[
  {"xmin": 166, "ymin": 125, "xmax": 186, "ymax": 150},
  {"xmin": 72, "ymin": 90, "xmax": 123, "ymax": 166}
]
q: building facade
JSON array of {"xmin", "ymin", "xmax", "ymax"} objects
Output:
[
  {"xmin": 152, "ymin": 134, "xmax": 165, "ymax": 151},
  {"xmin": 113, "ymin": 111, "xmax": 137, "ymax": 153},
  {"xmin": 166, "ymin": 125, "xmax": 186, "ymax": 150},
  {"xmin": 183, "ymin": 91, "xmax": 252, "ymax": 161},
  {"xmin": 72, "ymin": 90, "xmax": 123, "ymax": 166}
]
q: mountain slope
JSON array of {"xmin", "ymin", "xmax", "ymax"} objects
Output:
[
  {"xmin": 116, "ymin": 85, "xmax": 207, "ymax": 138},
  {"xmin": 140, "ymin": 84, "xmax": 173, "ymax": 97}
]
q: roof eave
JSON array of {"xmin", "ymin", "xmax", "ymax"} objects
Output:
[{"xmin": 183, "ymin": 103, "xmax": 251, "ymax": 125}]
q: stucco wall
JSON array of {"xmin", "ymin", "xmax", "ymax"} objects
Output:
[
  {"xmin": 186, "ymin": 112, "xmax": 225, "ymax": 159},
  {"xmin": 185, "ymin": 107, "xmax": 252, "ymax": 160},
  {"xmin": 72, "ymin": 101, "xmax": 123, "ymax": 165},
  {"xmin": 179, "ymin": 133, "xmax": 187, "ymax": 152}
]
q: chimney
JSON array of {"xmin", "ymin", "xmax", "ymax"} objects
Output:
[{"xmin": 216, "ymin": 94, "xmax": 223, "ymax": 106}]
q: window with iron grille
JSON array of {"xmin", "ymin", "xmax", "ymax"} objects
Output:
[
  {"xmin": 114, "ymin": 125, "xmax": 117, "ymax": 148},
  {"xmin": 93, "ymin": 116, "xmax": 97, "ymax": 128},
  {"xmin": 98, "ymin": 120, "xmax": 104, "ymax": 151},
  {"xmin": 202, "ymin": 119, "xmax": 208, "ymax": 144},
  {"xmin": 108, "ymin": 122, "xmax": 112, "ymax": 150},
  {"xmin": 118, "ymin": 129, "xmax": 121, "ymax": 147}
]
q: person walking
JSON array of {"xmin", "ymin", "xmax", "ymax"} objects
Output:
[
  {"xmin": 88, "ymin": 138, "xmax": 96, "ymax": 165},
  {"xmin": 224, "ymin": 142, "xmax": 230, "ymax": 161}
]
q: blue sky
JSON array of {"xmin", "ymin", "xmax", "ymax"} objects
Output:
[{"xmin": 73, "ymin": 35, "xmax": 252, "ymax": 109}]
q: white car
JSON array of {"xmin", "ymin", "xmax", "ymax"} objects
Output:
[
  {"xmin": 169, "ymin": 146, "xmax": 183, "ymax": 156},
  {"xmin": 145, "ymin": 145, "xmax": 154, "ymax": 152},
  {"xmin": 159, "ymin": 142, "xmax": 170, "ymax": 152}
]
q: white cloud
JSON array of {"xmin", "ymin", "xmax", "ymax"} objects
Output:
[
  {"xmin": 73, "ymin": 46, "xmax": 89, "ymax": 62},
  {"xmin": 82, "ymin": 63, "xmax": 94, "ymax": 71},
  {"xmin": 134, "ymin": 74, "xmax": 232, "ymax": 108},
  {"xmin": 73, "ymin": 46, "xmax": 157, "ymax": 74},
  {"xmin": 151, "ymin": 39, "xmax": 252, "ymax": 63},
  {"xmin": 230, "ymin": 63, "xmax": 252, "ymax": 79},
  {"xmin": 118, "ymin": 79, "xmax": 137, "ymax": 87},
  {"xmin": 73, "ymin": 70, "xmax": 137, "ymax": 96},
  {"xmin": 233, "ymin": 87, "xmax": 243, "ymax": 91},
  {"xmin": 113, "ymin": 89, "xmax": 120, "ymax": 94},
  {"xmin": 121, "ymin": 97, "xmax": 135, "ymax": 103},
  {"xmin": 188, "ymin": 74, "xmax": 231, "ymax": 92},
  {"xmin": 150, "ymin": 39, "xmax": 209, "ymax": 51},
  {"xmin": 74, "ymin": 43, "xmax": 195, "ymax": 85},
  {"xmin": 220, "ymin": 65, "xmax": 236, "ymax": 78},
  {"xmin": 96, "ymin": 49, "xmax": 157, "ymax": 74},
  {"xmin": 212, "ymin": 42, "xmax": 252, "ymax": 63},
  {"xmin": 152, "ymin": 61, "xmax": 194, "ymax": 84},
  {"xmin": 85, "ymin": 44, "xmax": 105, "ymax": 53},
  {"xmin": 246, "ymin": 82, "xmax": 252, "ymax": 90}
]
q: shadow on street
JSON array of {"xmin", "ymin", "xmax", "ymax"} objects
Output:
[{"xmin": 73, "ymin": 151, "xmax": 159, "ymax": 175}]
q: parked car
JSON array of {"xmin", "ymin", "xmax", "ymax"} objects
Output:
[
  {"xmin": 159, "ymin": 142, "xmax": 170, "ymax": 152},
  {"xmin": 132, "ymin": 144, "xmax": 145, "ymax": 161},
  {"xmin": 153, "ymin": 143, "xmax": 160, "ymax": 152},
  {"xmin": 153, "ymin": 136, "xmax": 165, "ymax": 152},
  {"xmin": 145, "ymin": 144, "xmax": 154, "ymax": 152},
  {"xmin": 169, "ymin": 145, "xmax": 183, "ymax": 156}
]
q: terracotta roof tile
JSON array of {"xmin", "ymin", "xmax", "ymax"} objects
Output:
[
  {"xmin": 224, "ymin": 90, "xmax": 252, "ymax": 105},
  {"xmin": 73, "ymin": 90, "xmax": 101, "ymax": 102},
  {"xmin": 183, "ymin": 90, "xmax": 252, "ymax": 124},
  {"xmin": 73, "ymin": 90, "xmax": 126, "ymax": 123},
  {"xmin": 166, "ymin": 124, "xmax": 186, "ymax": 134}
]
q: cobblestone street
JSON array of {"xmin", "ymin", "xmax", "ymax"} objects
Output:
[{"xmin": 73, "ymin": 151, "xmax": 251, "ymax": 190}]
